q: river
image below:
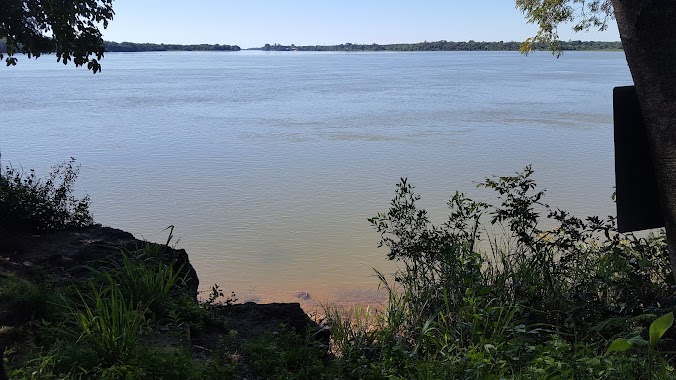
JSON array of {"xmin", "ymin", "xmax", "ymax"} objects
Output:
[{"xmin": 0, "ymin": 50, "xmax": 631, "ymax": 305}]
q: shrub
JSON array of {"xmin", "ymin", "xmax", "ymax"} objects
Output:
[
  {"xmin": 0, "ymin": 158, "xmax": 93, "ymax": 232},
  {"xmin": 328, "ymin": 166, "xmax": 675, "ymax": 378},
  {"xmin": 369, "ymin": 167, "xmax": 673, "ymax": 336}
]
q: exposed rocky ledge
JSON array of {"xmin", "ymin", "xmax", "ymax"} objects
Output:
[
  {"xmin": 0, "ymin": 225, "xmax": 199, "ymax": 294},
  {"xmin": 0, "ymin": 224, "xmax": 320, "ymax": 334}
]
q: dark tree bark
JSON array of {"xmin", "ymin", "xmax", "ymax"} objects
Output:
[
  {"xmin": 0, "ymin": 348, "xmax": 6, "ymax": 380},
  {"xmin": 612, "ymin": 0, "xmax": 676, "ymax": 281}
]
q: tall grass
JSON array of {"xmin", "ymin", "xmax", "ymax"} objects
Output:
[
  {"xmin": 92, "ymin": 228, "xmax": 190, "ymax": 319},
  {"xmin": 64, "ymin": 282, "xmax": 146, "ymax": 364},
  {"xmin": 109, "ymin": 247, "xmax": 187, "ymax": 316}
]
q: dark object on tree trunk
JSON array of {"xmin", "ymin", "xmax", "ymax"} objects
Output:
[{"xmin": 614, "ymin": 85, "xmax": 664, "ymax": 232}]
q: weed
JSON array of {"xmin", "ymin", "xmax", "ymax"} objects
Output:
[{"xmin": 205, "ymin": 284, "xmax": 238, "ymax": 308}]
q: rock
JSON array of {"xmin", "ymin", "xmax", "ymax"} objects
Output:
[
  {"xmin": 0, "ymin": 225, "xmax": 199, "ymax": 295},
  {"xmin": 215, "ymin": 302, "xmax": 323, "ymax": 340},
  {"xmin": 296, "ymin": 291, "xmax": 311, "ymax": 300}
]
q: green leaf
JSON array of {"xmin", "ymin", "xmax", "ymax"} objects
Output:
[
  {"xmin": 606, "ymin": 338, "xmax": 632, "ymax": 355},
  {"xmin": 649, "ymin": 312, "xmax": 674, "ymax": 347},
  {"xmin": 628, "ymin": 335, "xmax": 649, "ymax": 347},
  {"xmin": 638, "ymin": 258, "xmax": 651, "ymax": 268}
]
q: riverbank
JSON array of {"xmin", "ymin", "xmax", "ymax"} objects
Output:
[
  {"xmin": 3, "ymin": 161, "xmax": 675, "ymax": 378},
  {"xmin": 0, "ymin": 225, "xmax": 330, "ymax": 379}
]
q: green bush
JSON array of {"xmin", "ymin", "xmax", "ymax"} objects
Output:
[
  {"xmin": 369, "ymin": 166, "xmax": 673, "ymax": 334},
  {"xmin": 0, "ymin": 158, "xmax": 93, "ymax": 232},
  {"xmin": 329, "ymin": 166, "xmax": 675, "ymax": 378}
]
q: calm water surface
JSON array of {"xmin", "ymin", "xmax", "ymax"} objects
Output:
[{"xmin": 1, "ymin": 51, "xmax": 632, "ymax": 304}]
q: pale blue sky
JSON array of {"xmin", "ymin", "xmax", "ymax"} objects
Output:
[{"xmin": 103, "ymin": 1, "xmax": 619, "ymax": 48}]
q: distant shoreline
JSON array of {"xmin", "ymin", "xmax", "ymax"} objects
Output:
[
  {"xmin": 0, "ymin": 39, "xmax": 623, "ymax": 54},
  {"xmin": 251, "ymin": 40, "xmax": 622, "ymax": 52},
  {"xmin": 103, "ymin": 41, "xmax": 241, "ymax": 52}
]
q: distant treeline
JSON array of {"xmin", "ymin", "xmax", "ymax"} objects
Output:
[
  {"xmin": 257, "ymin": 40, "xmax": 623, "ymax": 52},
  {"xmin": 0, "ymin": 39, "xmax": 240, "ymax": 54},
  {"xmin": 104, "ymin": 41, "xmax": 241, "ymax": 52},
  {"xmin": 1, "ymin": 39, "xmax": 622, "ymax": 55}
]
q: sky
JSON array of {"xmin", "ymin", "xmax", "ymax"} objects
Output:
[{"xmin": 102, "ymin": 1, "xmax": 620, "ymax": 49}]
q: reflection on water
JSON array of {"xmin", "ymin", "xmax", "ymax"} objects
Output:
[{"xmin": 1, "ymin": 51, "xmax": 631, "ymax": 304}]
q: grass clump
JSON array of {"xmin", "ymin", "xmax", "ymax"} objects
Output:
[
  {"xmin": 326, "ymin": 166, "xmax": 675, "ymax": 379},
  {"xmin": 63, "ymin": 283, "xmax": 146, "ymax": 364},
  {"xmin": 0, "ymin": 158, "xmax": 93, "ymax": 233},
  {"xmin": 7, "ymin": 340, "xmax": 233, "ymax": 380},
  {"xmin": 125, "ymin": 345, "xmax": 234, "ymax": 380},
  {"xmin": 93, "ymin": 229, "xmax": 191, "ymax": 320},
  {"xmin": 243, "ymin": 327, "xmax": 338, "ymax": 380},
  {"xmin": 0, "ymin": 272, "xmax": 49, "ymax": 325}
]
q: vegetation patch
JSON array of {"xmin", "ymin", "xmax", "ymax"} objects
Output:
[
  {"xmin": 0, "ymin": 161, "xmax": 326, "ymax": 380},
  {"xmin": 0, "ymin": 272, "xmax": 49, "ymax": 326},
  {"xmin": 0, "ymin": 158, "xmax": 93, "ymax": 233},
  {"xmin": 3, "ymin": 163, "xmax": 675, "ymax": 379},
  {"xmin": 322, "ymin": 166, "xmax": 676, "ymax": 379}
]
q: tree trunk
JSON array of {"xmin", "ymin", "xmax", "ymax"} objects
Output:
[
  {"xmin": 0, "ymin": 348, "xmax": 6, "ymax": 380},
  {"xmin": 611, "ymin": 0, "xmax": 676, "ymax": 282}
]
